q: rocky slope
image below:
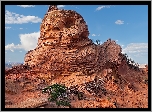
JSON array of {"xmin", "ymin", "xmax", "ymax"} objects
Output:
[{"xmin": 5, "ymin": 5, "xmax": 148, "ymax": 108}]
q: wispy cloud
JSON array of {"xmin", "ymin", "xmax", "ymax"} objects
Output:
[
  {"xmin": 121, "ymin": 45, "xmax": 124, "ymax": 47},
  {"xmin": 96, "ymin": 5, "xmax": 110, "ymax": 11},
  {"xmin": 92, "ymin": 34, "xmax": 96, "ymax": 36},
  {"xmin": 115, "ymin": 20, "xmax": 124, "ymax": 25},
  {"xmin": 122, "ymin": 43, "xmax": 148, "ymax": 64},
  {"xmin": 57, "ymin": 5, "xmax": 65, "ymax": 8},
  {"xmin": 5, "ymin": 10, "xmax": 42, "ymax": 24},
  {"xmin": 10, "ymin": 49, "xmax": 14, "ymax": 52},
  {"xmin": 5, "ymin": 43, "xmax": 23, "ymax": 52},
  {"xmin": 19, "ymin": 28, "xmax": 23, "ymax": 30},
  {"xmin": 122, "ymin": 43, "xmax": 148, "ymax": 54},
  {"xmin": 70, "ymin": 5, "xmax": 79, "ymax": 9},
  {"xmin": 92, "ymin": 34, "xmax": 100, "ymax": 36},
  {"xmin": 5, "ymin": 27, "xmax": 11, "ymax": 29},
  {"xmin": 17, "ymin": 5, "xmax": 35, "ymax": 8}
]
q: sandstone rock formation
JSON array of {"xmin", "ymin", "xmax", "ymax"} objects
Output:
[{"xmin": 24, "ymin": 5, "xmax": 122, "ymax": 79}]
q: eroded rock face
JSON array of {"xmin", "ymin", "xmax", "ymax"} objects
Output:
[
  {"xmin": 39, "ymin": 5, "xmax": 89, "ymax": 46},
  {"xmin": 24, "ymin": 5, "xmax": 122, "ymax": 78}
]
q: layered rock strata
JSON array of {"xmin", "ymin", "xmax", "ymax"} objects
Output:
[{"xmin": 24, "ymin": 5, "xmax": 122, "ymax": 78}]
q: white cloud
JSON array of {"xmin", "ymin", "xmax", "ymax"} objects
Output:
[
  {"xmin": 5, "ymin": 43, "xmax": 23, "ymax": 52},
  {"xmin": 17, "ymin": 5, "xmax": 35, "ymax": 8},
  {"xmin": 122, "ymin": 43, "xmax": 148, "ymax": 54},
  {"xmin": 115, "ymin": 20, "xmax": 124, "ymax": 25},
  {"xmin": 57, "ymin": 5, "xmax": 65, "ymax": 8},
  {"xmin": 5, "ymin": 10, "xmax": 42, "ymax": 24},
  {"xmin": 116, "ymin": 40, "xmax": 118, "ymax": 42},
  {"xmin": 121, "ymin": 45, "xmax": 124, "ymax": 47},
  {"xmin": 5, "ymin": 31, "xmax": 40, "ymax": 52},
  {"xmin": 5, "ymin": 27, "xmax": 11, "ymax": 29},
  {"xmin": 75, "ymin": 6, "xmax": 79, "ymax": 9},
  {"xmin": 19, "ymin": 28, "xmax": 23, "ymax": 30},
  {"xmin": 19, "ymin": 51, "xmax": 22, "ymax": 52},
  {"xmin": 92, "ymin": 34, "xmax": 96, "ymax": 36},
  {"xmin": 96, "ymin": 5, "xmax": 110, "ymax": 11},
  {"xmin": 10, "ymin": 49, "xmax": 14, "ymax": 52},
  {"xmin": 19, "ymin": 31, "xmax": 40, "ymax": 51},
  {"xmin": 122, "ymin": 43, "xmax": 148, "ymax": 64}
]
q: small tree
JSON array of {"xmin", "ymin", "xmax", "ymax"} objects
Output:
[
  {"xmin": 42, "ymin": 83, "xmax": 71, "ymax": 107},
  {"xmin": 95, "ymin": 39, "xmax": 101, "ymax": 45},
  {"xmin": 131, "ymin": 60, "xmax": 135, "ymax": 64},
  {"xmin": 124, "ymin": 53, "xmax": 128, "ymax": 59},
  {"xmin": 42, "ymin": 83, "xmax": 85, "ymax": 108}
]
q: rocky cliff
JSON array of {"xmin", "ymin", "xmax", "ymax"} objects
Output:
[{"xmin": 24, "ymin": 5, "xmax": 122, "ymax": 79}]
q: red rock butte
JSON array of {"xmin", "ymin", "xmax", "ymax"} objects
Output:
[{"xmin": 24, "ymin": 5, "xmax": 122, "ymax": 78}]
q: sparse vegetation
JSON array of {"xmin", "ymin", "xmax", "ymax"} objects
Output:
[
  {"xmin": 42, "ymin": 83, "xmax": 86, "ymax": 108},
  {"xmin": 42, "ymin": 83, "xmax": 71, "ymax": 107},
  {"xmin": 107, "ymin": 96, "xmax": 111, "ymax": 101},
  {"xmin": 95, "ymin": 39, "xmax": 102, "ymax": 45},
  {"xmin": 122, "ymin": 53, "xmax": 140, "ymax": 71},
  {"xmin": 142, "ymin": 76, "xmax": 148, "ymax": 85},
  {"xmin": 91, "ymin": 39, "xmax": 102, "ymax": 45}
]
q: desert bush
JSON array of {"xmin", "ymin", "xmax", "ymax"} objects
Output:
[
  {"xmin": 42, "ymin": 83, "xmax": 85, "ymax": 108},
  {"xmin": 95, "ymin": 39, "xmax": 102, "ymax": 45},
  {"xmin": 42, "ymin": 83, "xmax": 71, "ymax": 107}
]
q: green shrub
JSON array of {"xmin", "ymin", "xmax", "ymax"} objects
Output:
[{"xmin": 42, "ymin": 83, "xmax": 71, "ymax": 107}]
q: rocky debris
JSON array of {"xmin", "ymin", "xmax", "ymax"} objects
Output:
[
  {"xmin": 85, "ymin": 76, "xmax": 107, "ymax": 97},
  {"xmin": 69, "ymin": 98, "xmax": 116, "ymax": 108},
  {"xmin": 5, "ymin": 97, "xmax": 48, "ymax": 108}
]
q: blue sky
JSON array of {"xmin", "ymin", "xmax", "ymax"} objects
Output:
[{"xmin": 5, "ymin": 5, "xmax": 148, "ymax": 65}]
